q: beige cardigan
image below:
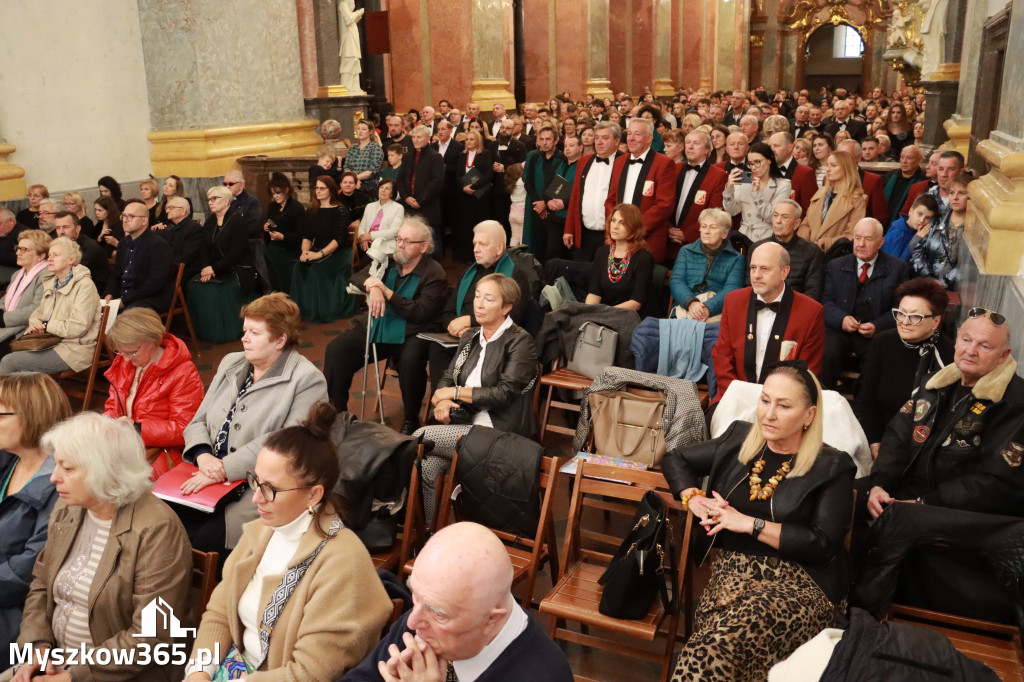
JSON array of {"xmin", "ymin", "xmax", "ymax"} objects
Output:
[
  {"xmin": 796, "ymin": 186, "xmax": 867, "ymax": 251},
  {"xmin": 27, "ymin": 264, "xmax": 101, "ymax": 371},
  {"xmin": 191, "ymin": 513, "xmax": 391, "ymax": 681}
]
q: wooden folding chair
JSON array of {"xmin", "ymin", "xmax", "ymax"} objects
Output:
[
  {"xmin": 373, "ymin": 357, "xmax": 431, "ymax": 425},
  {"xmin": 539, "ymin": 461, "xmax": 694, "ymax": 682},
  {"xmin": 537, "ymin": 358, "xmax": 592, "ymax": 443},
  {"xmin": 163, "ymin": 262, "xmax": 200, "ymax": 357},
  {"xmin": 191, "ymin": 549, "xmax": 219, "ymax": 621},
  {"xmin": 423, "ymin": 450, "xmax": 562, "ymax": 608},
  {"xmin": 55, "ymin": 304, "xmax": 111, "ymax": 411}
]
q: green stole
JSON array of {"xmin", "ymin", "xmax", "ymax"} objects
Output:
[
  {"xmin": 370, "ymin": 266, "xmax": 421, "ymax": 344},
  {"xmin": 455, "ymin": 253, "xmax": 515, "ymax": 314}
]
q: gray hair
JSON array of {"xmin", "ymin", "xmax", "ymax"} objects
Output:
[
  {"xmin": 699, "ymin": 208, "xmax": 732, "ymax": 234},
  {"xmin": 628, "ymin": 118, "xmax": 654, "ymax": 137},
  {"xmin": 856, "ymin": 217, "xmax": 884, "ymax": 238},
  {"xmin": 0, "ymin": 207, "xmax": 14, "ymax": 222},
  {"xmin": 773, "ymin": 198, "xmax": 803, "ymax": 220},
  {"xmin": 41, "ymin": 413, "xmax": 152, "ymax": 507},
  {"xmin": 411, "ymin": 125, "xmax": 432, "ymax": 138},
  {"xmin": 687, "ymin": 130, "xmax": 712, "ymax": 152},
  {"xmin": 473, "ymin": 220, "xmax": 507, "ymax": 247},
  {"xmin": 39, "ymin": 198, "xmax": 58, "ymax": 210},
  {"xmin": 207, "ymin": 185, "xmax": 233, "ymax": 202},
  {"xmin": 763, "ymin": 115, "xmax": 790, "ymax": 136},
  {"xmin": 402, "ymin": 215, "xmax": 435, "ymax": 254},
  {"xmin": 594, "ymin": 120, "xmax": 622, "ymax": 139},
  {"xmin": 224, "ymin": 169, "xmax": 244, "ymax": 185},
  {"xmin": 49, "ymin": 236, "xmax": 82, "ymax": 265}
]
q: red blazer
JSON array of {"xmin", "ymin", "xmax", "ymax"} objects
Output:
[
  {"xmin": 900, "ymin": 179, "xmax": 933, "ymax": 216},
  {"xmin": 782, "ymin": 161, "xmax": 819, "ymax": 215},
  {"xmin": 564, "ymin": 152, "xmax": 621, "ymax": 245},
  {"xmin": 604, "ymin": 150, "xmax": 677, "ymax": 263},
  {"xmin": 712, "ymin": 286, "xmax": 825, "ymax": 402},
  {"xmin": 861, "ymin": 169, "xmax": 888, "ymax": 225},
  {"xmin": 668, "ymin": 160, "xmax": 727, "ymax": 263}
]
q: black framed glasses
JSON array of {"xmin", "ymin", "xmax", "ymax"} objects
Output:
[
  {"xmin": 245, "ymin": 470, "xmax": 310, "ymax": 502},
  {"xmin": 968, "ymin": 307, "xmax": 1007, "ymax": 326},
  {"xmin": 0, "ymin": 412, "xmax": 14, "ymax": 417},
  {"xmin": 892, "ymin": 308, "xmax": 938, "ymax": 326}
]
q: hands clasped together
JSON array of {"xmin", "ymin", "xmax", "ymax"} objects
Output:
[
  {"xmin": 687, "ymin": 490, "xmax": 758, "ymax": 537},
  {"xmin": 378, "ymin": 632, "xmax": 449, "ymax": 682}
]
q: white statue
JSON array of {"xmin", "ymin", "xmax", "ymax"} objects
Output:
[
  {"xmin": 919, "ymin": 0, "xmax": 948, "ymax": 78},
  {"xmin": 338, "ymin": 0, "xmax": 365, "ymax": 95},
  {"xmin": 886, "ymin": 6, "xmax": 909, "ymax": 48}
]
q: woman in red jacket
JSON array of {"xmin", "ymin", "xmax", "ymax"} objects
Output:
[{"xmin": 103, "ymin": 307, "xmax": 204, "ymax": 480}]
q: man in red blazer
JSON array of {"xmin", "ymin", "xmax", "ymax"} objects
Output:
[
  {"xmin": 667, "ymin": 130, "xmax": 727, "ymax": 263},
  {"xmin": 838, "ymin": 139, "xmax": 888, "ymax": 226},
  {"xmin": 604, "ymin": 118, "xmax": 677, "ymax": 263},
  {"xmin": 769, "ymin": 132, "xmax": 818, "ymax": 215},
  {"xmin": 712, "ymin": 241, "xmax": 825, "ymax": 403},
  {"xmin": 563, "ymin": 121, "xmax": 623, "ymax": 262}
]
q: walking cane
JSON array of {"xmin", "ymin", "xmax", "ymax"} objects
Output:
[{"xmin": 358, "ymin": 305, "xmax": 387, "ymax": 423}]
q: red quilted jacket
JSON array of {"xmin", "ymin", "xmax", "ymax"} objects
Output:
[{"xmin": 103, "ymin": 333, "xmax": 204, "ymax": 478}]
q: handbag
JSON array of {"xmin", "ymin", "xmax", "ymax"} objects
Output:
[
  {"xmin": 10, "ymin": 331, "xmax": 61, "ymax": 352},
  {"xmin": 567, "ymin": 321, "xmax": 617, "ymax": 379},
  {"xmin": 598, "ymin": 490, "xmax": 677, "ymax": 619},
  {"xmin": 589, "ymin": 389, "xmax": 667, "ymax": 466}
]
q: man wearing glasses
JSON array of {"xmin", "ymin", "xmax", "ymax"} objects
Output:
[
  {"xmin": 104, "ymin": 199, "xmax": 175, "ymax": 311},
  {"xmin": 154, "ymin": 196, "xmax": 205, "ymax": 282},
  {"xmin": 36, "ymin": 199, "xmax": 59, "ymax": 234},
  {"xmin": 322, "ymin": 217, "xmax": 449, "ymax": 434},
  {"xmin": 223, "ymin": 170, "xmax": 263, "ymax": 238}
]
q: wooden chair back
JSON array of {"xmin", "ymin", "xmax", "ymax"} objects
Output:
[
  {"xmin": 163, "ymin": 262, "xmax": 200, "ymax": 357},
  {"xmin": 370, "ymin": 443, "xmax": 429, "ymax": 574},
  {"xmin": 191, "ymin": 549, "xmax": 219, "ymax": 621},
  {"xmin": 55, "ymin": 303, "xmax": 111, "ymax": 411}
]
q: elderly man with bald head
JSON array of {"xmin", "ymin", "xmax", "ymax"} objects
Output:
[
  {"xmin": 153, "ymin": 196, "xmax": 205, "ymax": 282},
  {"xmin": 342, "ymin": 522, "xmax": 573, "ymax": 682},
  {"xmin": 223, "ymin": 169, "xmax": 263, "ymax": 238},
  {"xmin": 820, "ymin": 217, "xmax": 909, "ymax": 389},
  {"xmin": 711, "ymin": 240, "xmax": 825, "ymax": 402}
]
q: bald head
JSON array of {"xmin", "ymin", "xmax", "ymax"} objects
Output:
[{"xmin": 837, "ymin": 139, "xmax": 861, "ymax": 160}]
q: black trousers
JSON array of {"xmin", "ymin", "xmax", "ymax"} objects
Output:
[
  {"xmin": 532, "ymin": 216, "xmax": 566, "ymax": 265},
  {"xmin": 822, "ymin": 327, "xmax": 873, "ymax": 389},
  {"xmin": 574, "ymin": 229, "xmax": 606, "ymax": 263},
  {"xmin": 323, "ymin": 328, "xmax": 432, "ymax": 421}
]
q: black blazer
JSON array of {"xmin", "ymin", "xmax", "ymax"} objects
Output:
[
  {"xmin": 199, "ymin": 211, "xmax": 249, "ymax": 278},
  {"xmin": 399, "ymin": 146, "xmax": 446, "ymax": 226},
  {"xmin": 662, "ymin": 420, "xmax": 856, "ymax": 604},
  {"xmin": 105, "ymin": 229, "xmax": 175, "ymax": 307},
  {"xmin": 455, "ymin": 149, "xmax": 493, "ymax": 195},
  {"xmin": 823, "ymin": 118, "xmax": 868, "ymax": 143},
  {"xmin": 822, "ymin": 251, "xmax": 908, "ymax": 332},
  {"xmin": 431, "ymin": 138, "xmax": 465, "ymax": 194},
  {"xmin": 158, "ymin": 217, "xmax": 206, "ymax": 283}
]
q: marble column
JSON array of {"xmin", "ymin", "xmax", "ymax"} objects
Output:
[
  {"xmin": 653, "ymin": 0, "xmax": 674, "ymax": 96},
  {"xmin": 586, "ymin": 0, "xmax": 613, "ymax": 99},
  {"xmin": 700, "ymin": 0, "xmax": 713, "ymax": 90},
  {"xmin": 471, "ymin": 0, "xmax": 515, "ymax": 110},
  {"xmin": 138, "ymin": 0, "xmax": 321, "ymax": 177},
  {"xmin": 944, "ymin": 1, "xmax": 993, "ymax": 157}
]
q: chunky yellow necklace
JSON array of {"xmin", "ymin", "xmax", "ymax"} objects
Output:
[{"xmin": 749, "ymin": 452, "xmax": 793, "ymax": 501}]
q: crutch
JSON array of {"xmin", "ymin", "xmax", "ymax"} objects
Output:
[{"xmin": 358, "ymin": 306, "xmax": 386, "ymax": 423}]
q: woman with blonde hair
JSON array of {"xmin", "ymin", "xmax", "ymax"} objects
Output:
[
  {"xmin": 664, "ymin": 362, "xmax": 855, "ymax": 680},
  {"xmin": 16, "ymin": 185, "xmax": 48, "ymax": 230},
  {"xmin": 139, "ymin": 178, "xmax": 160, "ymax": 224},
  {"xmin": 60, "ymin": 191, "xmax": 95, "ymax": 239},
  {"xmin": 341, "ymin": 119, "xmax": 384, "ymax": 194},
  {"xmin": 453, "ymin": 130, "xmax": 494, "ymax": 261},
  {"xmin": 797, "ymin": 149, "xmax": 866, "ymax": 250},
  {"xmin": 103, "ymin": 307, "xmax": 204, "ymax": 480}
]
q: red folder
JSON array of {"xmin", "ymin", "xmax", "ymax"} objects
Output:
[{"xmin": 153, "ymin": 462, "xmax": 246, "ymax": 513}]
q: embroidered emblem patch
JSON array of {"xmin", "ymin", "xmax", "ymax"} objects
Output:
[
  {"xmin": 642, "ymin": 180, "xmax": 655, "ymax": 197},
  {"xmin": 913, "ymin": 400, "xmax": 931, "ymax": 421},
  {"xmin": 694, "ymin": 190, "xmax": 708, "ymax": 206},
  {"xmin": 1002, "ymin": 442, "xmax": 1024, "ymax": 468},
  {"xmin": 971, "ymin": 401, "xmax": 987, "ymax": 415},
  {"xmin": 913, "ymin": 425, "xmax": 930, "ymax": 443},
  {"xmin": 899, "ymin": 399, "xmax": 914, "ymax": 415}
]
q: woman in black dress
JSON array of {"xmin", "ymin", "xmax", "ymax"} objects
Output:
[
  {"xmin": 290, "ymin": 176, "xmax": 355, "ymax": 323},
  {"xmin": 16, "ymin": 184, "xmax": 48, "ymax": 229},
  {"xmin": 93, "ymin": 196, "xmax": 124, "ymax": 257},
  {"xmin": 853, "ymin": 277, "xmax": 954, "ymax": 457},
  {"xmin": 453, "ymin": 130, "xmax": 494, "ymax": 262},
  {"xmin": 97, "ymin": 175, "xmax": 126, "ymax": 209},
  {"xmin": 263, "ymin": 173, "xmax": 306, "ymax": 293},
  {"xmin": 584, "ymin": 203, "xmax": 654, "ymax": 314}
]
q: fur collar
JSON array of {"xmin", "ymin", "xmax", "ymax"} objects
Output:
[{"xmin": 925, "ymin": 356, "xmax": 1018, "ymax": 402}]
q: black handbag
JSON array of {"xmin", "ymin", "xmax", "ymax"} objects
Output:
[{"xmin": 597, "ymin": 490, "xmax": 677, "ymax": 620}]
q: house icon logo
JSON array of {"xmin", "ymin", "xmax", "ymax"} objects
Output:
[{"xmin": 133, "ymin": 597, "xmax": 196, "ymax": 638}]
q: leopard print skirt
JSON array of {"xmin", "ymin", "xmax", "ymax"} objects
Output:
[{"xmin": 671, "ymin": 550, "xmax": 835, "ymax": 682}]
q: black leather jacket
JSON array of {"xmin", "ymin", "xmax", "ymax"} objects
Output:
[
  {"xmin": 662, "ymin": 420, "xmax": 856, "ymax": 604},
  {"xmin": 439, "ymin": 323, "xmax": 539, "ymax": 436}
]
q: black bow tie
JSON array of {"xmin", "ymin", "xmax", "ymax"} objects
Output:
[
  {"xmin": 628, "ymin": 158, "xmax": 644, "ymax": 165},
  {"xmin": 756, "ymin": 300, "xmax": 781, "ymax": 313},
  {"xmin": 687, "ymin": 164, "xmax": 702, "ymax": 172},
  {"xmin": 594, "ymin": 156, "xmax": 610, "ymax": 164}
]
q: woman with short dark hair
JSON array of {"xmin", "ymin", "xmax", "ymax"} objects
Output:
[
  {"xmin": 264, "ymin": 173, "xmax": 306, "ymax": 292},
  {"xmin": 585, "ymin": 203, "xmax": 654, "ymax": 314}
]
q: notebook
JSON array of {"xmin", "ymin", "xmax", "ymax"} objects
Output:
[{"xmin": 152, "ymin": 462, "xmax": 246, "ymax": 513}]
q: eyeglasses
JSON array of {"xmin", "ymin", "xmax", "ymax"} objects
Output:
[
  {"xmin": 747, "ymin": 159, "xmax": 766, "ymax": 168},
  {"xmin": 968, "ymin": 307, "xmax": 1007, "ymax": 326},
  {"xmin": 14, "ymin": 246, "xmax": 33, "ymax": 254},
  {"xmin": 121, "ymin": 214, "xmax": 146, "ymax": 221},
  {"xmin": 208, "ymin": 197, "xmax": 223, "ymax": 203},
  {"xmin": 38, "ymin": 211, "xmax": 55, "ymax": 216},
  {"xmin": 0, "ymin": 412, "xmax": 14, "ymax": 417},
  {"xmin": 245, "ymin": 470, "xmax": 311, "ymax": 503},
  {"xmin": 892, "ymin": 309, "xmax": 938, "ymax": 326},
  {"xmin": 395, "ymin": 237, "xmax": 425, "ymax": 246},
  {"xmin": 223, "ymin": 181, "xmax": 240, "ymax": 187},
  {"xmin": 115, "ymin": 348, "xmax": 141, "ymax": 360}
]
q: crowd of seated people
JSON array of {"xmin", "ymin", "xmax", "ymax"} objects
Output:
[{"xmin": 1, "ymin": 83, "xmax": 1020, "ymax": 682}]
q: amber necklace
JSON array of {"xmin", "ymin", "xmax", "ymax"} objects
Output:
[{"xmin": 748, "ymin": 446, "xmax": 794, "ymax": 501}]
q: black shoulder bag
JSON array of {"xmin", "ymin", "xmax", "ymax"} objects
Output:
[{"xmin": 597, "ymin": 490, "xmax": 678, "ymax": 620}]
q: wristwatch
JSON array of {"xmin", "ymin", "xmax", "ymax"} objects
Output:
[{"xmin": 751, "ymin": 517, "xmax": 765, "ymax": 540}]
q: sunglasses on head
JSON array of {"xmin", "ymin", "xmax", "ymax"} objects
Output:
[{"xmin": 968, "ymin": 307, "xmax": 1006, "ymax": 326}]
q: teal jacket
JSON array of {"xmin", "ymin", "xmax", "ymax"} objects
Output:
[{"xmin": 669, "ymin": 239, "xmax": 744, "ymax": 316}]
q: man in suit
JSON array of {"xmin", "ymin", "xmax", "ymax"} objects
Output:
[
  {"xmin": 882, "ymin": 144, "xmax": 926, "ymax": 220},
  {"xmin": 790, "ymin": 105, "xmax": 816, "ymax": 139},
  {"xmin": 104, "ymin": 199, "xmax": 176, "ymax": 311},
  {"xmin": 837, "ymin": 139, "xmax": 888, "ymax": 225},
  {"xmin": 723, "ymin": 90, "xmax": 747, "ymax": 127},
  {"xmin": 431, "ymin": 120, "xmax": 463, "ymax": 248},
  {"xmin": 899, "ymin": 149, "xmax": 939, "ymax": 216},
  {"xmin": 490, "ymin": 103, "xmax": 508, "ymax": 138},
  {"xmin": 420, "ymin": 106, "xmax": 439, "ymax": 137},
  {"xmin": 820, "ymin": 218, "xmax": 909, "ymax": 388},
  {"xmin": 563, "ymin": 121, "xmax": 622, "ymax": 262},
  {"xmin": 603, "ymin": 118, "xmax": 677, "ymax": 263},
  {"xmin": 151, "ymin": 196, "xmax": 205, "ymax": 283},
  {"xmin": 717, "ymin": 132, "xmax": 749, "ymax": 175},
  {"xmin": 521, "ymin": 103, "xmax": 539, "ymax": 137},
  {"xmin": 769, "ymin": 132, "xmax": 818, "ymax": 214},
  {"xmin": 740, "ymin": 115, "xmax": 762, "ymax": 146},
  {"xmin": 342, "ymin": 522, "xmax": 574, "ymax": 681},
  {"xmin": 54, "ymin": 211, "xmax": 110, "ymax": 287},
  {"xmin": 524, "ymin": 126, "xmax": 569, "ymax": 263},
  {"xmin": 712, "ymin": 241, "xmax": 825, "ymax": 402},
  {"xmin": 748, "ymin": 199, "xmax": 824, "ymax": 300},
  {"xmin": 823, "ymin": 100, "xmax": 867, "ymax": 142},
  {"xmin": 223, "ymin": 170, "xmax": 262, "ymax": 238},
  {"xmin": 400, "ymin": 126, "xmax": 446, "ymax": 259},
  {"xmin": 668, "ymin": 130, "xmax": 727, "ymax": 262}
]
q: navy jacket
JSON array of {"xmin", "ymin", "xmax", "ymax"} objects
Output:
[
  {"xmin": 105, "ymin": 228, "xmax": 176, "ymax": 308},
  {"xmin": 230, "ymin": 189, "xmax": 263, "ymax": 238},
  {"xmin": 0, "ymin": 453, "xmax": 57, "ymax": 667},
  {"xmin": 822, "ymin": 251, "xmax": 908, "ymax": 332}
]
